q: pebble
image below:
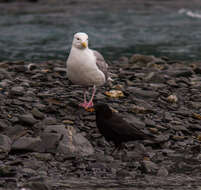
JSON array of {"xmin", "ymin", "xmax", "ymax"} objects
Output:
[
  {"xmin": 10, "ymin": 86, "xmax": 25, "ymax": 96},
  {"xmin": 18, "ymin": 114, "xmax": 38, "ymax": 126}
]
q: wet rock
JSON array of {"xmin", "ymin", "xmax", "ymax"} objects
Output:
[
  {"xmin": 0, "ymin": 135, "xmax": 11, "ymax": 153},
  {"xmin": 157, "ymin": 166, "xmax": 169, "ymax": 176},
  {"xmin": 23, "ymin": 181, "xmax": 51, "ymax": 190},
  {"xmin": 54, "ymin": 67, "xmax": 66, "ymax": 75},
  {"xmin": 10, "ymin": 86, "xmax": 25, "ymax": 96},
  {"xmin": 42, "ymin": 117, "xmax": 57, "ymax": 125},
  {"xmin": 0, "ymin": 165, "xmax": 16, "ymax": 177},
  {"xmin": 4, "ymin": 124, "xmax": 26, "ymax": 141},
  {"xmin": 167, "ymin": 68, "xmax": 193, "ymax": 78},
  {"xmin": 32, "ymin": 108, "xmax": 45, "ymax": 119},
  {"xmin": 131, "ymin": 105, "xmax": 150, "ymax": 114},
  {"xmin": 0, "ymin": 69, "xmax": 12, "ymax": 80},
  {"xmin": 0, "ymin": 79, "xmax": 12, "ymax": 88},
  {"xmin": 155, "ymin": 134, "xmax": 170, "ymax": 142},
  {"xmin": 116, "ymin": 169, "xmax": 131, "ymax": 178},
  {"xmin": 40, "ymin": 132, "xmax": 62, "ymax": 153},
  {"xmin": 144, "ymin": 72, "xmax": 166, "ymax": 83},
  {"xmin": 32, "ymin": 153, "xmax": 52, "ymax": 161},
  {"xmin": 142, "ymin": 160, "xmax": 159, "ymax": 174},
  {"xmin": 44, "ymin": 125, "xmax": 94, "ymax": 156},
  {"xmin": 21, "ymin": 167, "xmax": 37, "ymax": 176},
  {"xmin": 18, "ymin": 114, "xmax": 38, "ymax": 126},
  {"xmin": 127, "ymin": 87, "xmax": 159, "ymax": 99},
  {"xmin": 0, "ymin": 120, "xmax": 9, "ymax": 132},
  {"xmin": 130, "ymin": 54, "xmax": 165, "ymax": 65},
  {"xmin": 12, "ymin": 136, "xmax": 42, "ymax": 152}
]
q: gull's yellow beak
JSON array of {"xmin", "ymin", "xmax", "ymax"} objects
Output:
[{"xmin": 81, "ymin": 41, "xmax": 87, "ymax": 48}]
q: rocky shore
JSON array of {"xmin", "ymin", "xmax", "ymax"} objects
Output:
[{"xmin": 0, "ymin": 54, "xmax": 201, "ymax": 189}]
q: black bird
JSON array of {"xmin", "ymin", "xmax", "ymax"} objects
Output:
[{"xmin": 95, "ymin": 103, "xmax": 154, "ymax": 153}]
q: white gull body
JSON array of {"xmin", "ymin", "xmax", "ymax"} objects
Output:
[
  {"xmin": 66, "ymin": 32, "xmax": 110, "ymax": 109},
  {"xmin": 67, "ymin": 46, "xmax": 106, "ymax": 86}
]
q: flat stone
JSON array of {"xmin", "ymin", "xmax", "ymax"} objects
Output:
[
  {"xmin": 40, "ymin": 132, "xmax": 61, "ymax": 153},
  {"xmin": 142, "ymin": 160, "xmax": 159, "ymax": 174},
  {"xmin": 12, "ymin": 136, "xmax": 42, "ymax": 152},
  {"xmin": 0, "ymin": 120, "xmax": 9, "ymax": 132},
  {"xmin": 10, "ymin": 86, "xmax": 25, "ymax": 96},
  {"xmin": 5, "ymin": 125, "xmax": 26, "ymax": 141},
  {"xmin": 0, "ymin": 135, "xmax": 11, "ymax": 153},
  {"xmin": 145, "ymin": 72, "xmax": 166, "ymax": 83},
  {"xmin": 127, "ymin": 87, "xmax": 159, "ymax": 99},
  {"xmin": 32, "ymin": 108, "xmax": 45, "ymax": 119},
  {"xmin": 18, "ymin": 114, "xmax": 38, "ymax": 126},
  {"xmin": 0, "ymin": 165, "xmax": 16, "ymax": 177},
  {"xmin": 23, "ymin": 181, "xmax": 51, "ymax": 190},
  {"xmin": 167, "ymin": 69, "xmax": 193, "ymax": 78},
  {"xmin": 157, "ymin": 166, "xmax": 169, "ymax": 177},
  {"xmin": 45, "ymin": 125, "xmax": 94, "ymax": 156}
]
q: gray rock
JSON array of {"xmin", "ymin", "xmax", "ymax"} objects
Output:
[
  {"xmin": 23, "ymin": 181, "xmax": 50, "ymax": 190},
  {"xmin": 53, "ymin": 67, "xmax": 66, "ymax": 74},
  {"xmin": 5, "ymin": 124, "xmax": 26, "ymax": 141},
  {"xmin": 0, "ymin": 69, "xmax": 12, "ymax": 80},
  {"xmin": 12, "ymin": 136, "xmax": 42, "ymax": 152},
  {"xmin": 45, "ymin": 125, "xmax": 94, "ymax": 156},
  {"xmin": 167, "ymin": 69, "xmax": 193, "ymax": 78},
  {"xmin": 18, "ymin": 114, "xmax": 37, "ymax": 126},
  {"xmin": 32, "ymin": 153, "xmax": 52, "ymax": 161},
  {"xmin": 0, "ymin": 165, "xmax": 16, "ymax": 177},
  {"xmin": 10, "ymin": 86, "xmax": 25, "ymax": 96},
  {"xmin": 40, "ymin": 133, "xmax": 61, "ymax": 153},
  {"xmin": 129, "ymin": 54, "xmax": 165, "ymax": 65},
  {"xmin": 21, "ymin": 168, "xmax": 37, "ymax": 176},
  {"xmin": 145, "ymin": 72, "xmax": 166, "ymax": 83},
  {"xmin": 157, "ymin": 166, "xmax": 169, "ymax": 176},
  {"xmin": 0, "ymin": 135, "xmax": 11, "ymax": 153},
  {"xmin": 142, "ymin": 160, "xmax": 159, "ymax": 174},
  {"xmin": 155, "ymin": 134, "xmax": 170, "ymax": 142},
  {"xmin": 32, "ymin": 108, "xmax": 45, "ymax": 119},
  {"xmin": 0, "ymin": 120, "xmax": 9, "ymax": 131},
  {"xmin": 12, "ymin": 133, "xmax": 62, "ymax": 154},
  {"xmin": 0, "ymin": 79, "xmax": 12, "ymax": 88},
  {"xmin": 128, "ymin": 87, "xmax": 159, "ymax": 99}
]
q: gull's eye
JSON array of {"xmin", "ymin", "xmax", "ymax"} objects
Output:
[{"xmin": 76, "ymin": 37, "xmax": 80, "ymax": 40}]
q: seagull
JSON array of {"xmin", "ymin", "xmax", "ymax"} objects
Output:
[
  {"xmin": 95, "ymin": 103, "xmax": 155, "ymax": 153},
  {"xmin": 66, "ymin": 32, "xmax": 110, "ymax": 109}
]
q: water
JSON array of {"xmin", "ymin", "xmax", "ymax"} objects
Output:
[{"xmin": 0, "ymin": 0, "xmax": 201, "ymax": 62}]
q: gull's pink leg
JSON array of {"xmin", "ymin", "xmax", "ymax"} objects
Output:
[
  {"xmin": 85, "ymin": 85, "xmax": 96, "ymax": 108},
  {"xmin": 79, "ymin": 89, "xmax": 88, "ymax": 107}
]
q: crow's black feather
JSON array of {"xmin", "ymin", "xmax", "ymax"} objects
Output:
[{"xmin": 95, "ymin": 103, "xmax": 154, "ymax": 151}]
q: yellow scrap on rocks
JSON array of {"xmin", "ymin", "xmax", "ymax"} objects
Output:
[{"xmin": 105, "ymin": 90, "xmax": 124, "ymax": 98}]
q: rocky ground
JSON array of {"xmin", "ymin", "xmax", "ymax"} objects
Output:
[{"xmin": 0, "ymin": 54, "xmax": 201, "ymax": 190}]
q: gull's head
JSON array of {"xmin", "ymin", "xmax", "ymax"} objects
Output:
[{"xmin": 72, "ymin": 32, "xmax": 88, "ymax": 49}]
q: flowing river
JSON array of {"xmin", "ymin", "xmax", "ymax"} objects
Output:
[{"xmin": 0, "ymin": 0, "xmax": 201, "ymax": 62}]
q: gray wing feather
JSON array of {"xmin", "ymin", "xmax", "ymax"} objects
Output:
[{"xmin": 93, "ymin": 50, "xmax": 108, "ymax": 80}]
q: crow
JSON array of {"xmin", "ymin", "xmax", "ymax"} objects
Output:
[{"xmin": 95, "ymin": 103, "xmax": 154, "ymax": 153}]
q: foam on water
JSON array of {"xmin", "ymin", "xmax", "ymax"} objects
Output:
[{"xmin": 179, "ymin": 9, "xmax": 201, "ymax": 19}]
